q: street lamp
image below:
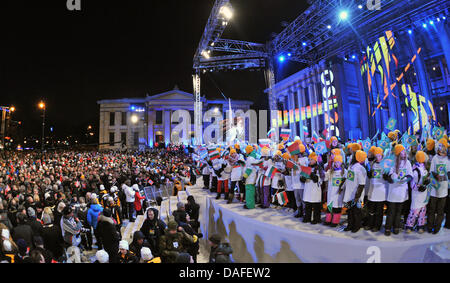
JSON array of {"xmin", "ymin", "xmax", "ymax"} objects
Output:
[{"xmin": 38, "ymin": 101, "xmax": 46, "ymax": 151}]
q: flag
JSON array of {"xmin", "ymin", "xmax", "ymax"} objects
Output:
[
  {"xmin": 325, "ymin": 140, "xmax": 331, "ymax": 149},
  {"xmin": 249, "ymin": 151, "xmax": 261, "ymax": 160},
  {"xmin": 243, "ymin": 168, "xmax": 253, "ymax": 178},
  {"xmin": 287, "ymin": 142, "xmax": 300, "ymax": 155},
  {"xmin": 312, "ymin": 131, "xmax": 320, "ymax": 143},
  {"xmin": 378, "ymin": 139, "xmax": 389, "ymax": 151},
  {"xmin": 254, "ymin": 160, "xmax": 264, "ymax": 168},
  {"xmin": 277, "ymin": 191, "xmax": 289, "ymax": 206},
  {"xmin": 300, "ymin": 166, "xmax": 312, "ymax": 178},
  {"xmin": 432, "ymin": 126, "xmax": 445, "ymax": 140},
  {"xmin": 280, "ymin": 129, "xmax": 291, "ymax": 139},
  {"xmin": 322, "ymin": 129, "xmax": 329, "ymax": 139},
  {"xmin": 209, "ymin": 151, "xmax": 220, "ymax": 160},
  {"xmin": 428, "ymin": 175, "xmax": 439, "ymax": 191},
  {"xmin": 362, "ymin": 138, "xmax": 372, "ymax": 152},
  {"xmin": 265, "ymin": 166, "xmax": 279, "ymax": 179},
  {"xmin": 371, "ymin": 129, "xmax": 380, "ymax": 141},
  {"xmin": 259, "ymin": 139, "xmax": 271, "ymax": 148},
  {"xmin": 313, "ymin": 141, "xmax": 327, "ymax": 155},
  {"xmin": 380, "ymin": 155, "xmax": 395, "ymax": 173},
  {"xmin": 148, "ymin": 179, "xmax": 154, "ymax": 185},
  {"xmin": 327, "ymin": 201, "xmax": 333, "ymax": 212},
  {"xmin": 406, "ymin": 135, "xmax": 418, "ymax": 147},
  {"xmin": 286, "ymin": 160, "xmax": 299, "ymax": 170},
  {"xmin": 381, "ymin": 132, "xmax": 389, "ymax": 142},
  {"xmin": 386, "ymin": 118, "xmax": 397, "ymax": 131},
  {"xmin": 267, "ymin": 128, "xmax": 276, "ymax": 139},
  {"xmin": 194, "ymin": 168, "xmax": 201, "ymax": 175}
]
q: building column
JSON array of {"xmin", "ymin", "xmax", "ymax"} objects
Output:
[
  {"xmin": 287, "ymin": 90, "xmax": 297, "ymax": 138},
  {"xmin": 308, "ymin": 77, "xmax": 316, "ymax": 135},
  {"xmin": 164, "ymin": 110, "xmax": 171, "ymax": 145},
  {"xmin": 148, "ymin": 109, "xmax": 154, "ymax": 147},
  {"xmin": 297, "ymin": 86, "xmax": 305, "ymax": 140},
  {"xmin": 437, "ymin": 22, "xmax": 450, "ymax": 78}
]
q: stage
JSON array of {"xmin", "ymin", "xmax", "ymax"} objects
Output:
[{"xmin": 186, "ymin": 178, "xmax": 450, "ymax": 263}]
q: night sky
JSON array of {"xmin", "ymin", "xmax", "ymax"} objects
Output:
[{"xmin": 0, "ymin": 0, "xmax": 308, "ymax": 140}]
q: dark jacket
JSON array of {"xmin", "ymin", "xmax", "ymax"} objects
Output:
[
  {"xmin": 209, "ymin": 243, "xmax": 233, "ymax": 263},
  {"xmin": 26, "ymin": 217, "xmax": 44, "ymax": 238},
  {"xmin": 158, "ymin": 229, "xmax": 194, "ymax": 263},
  {"xmin": 129, "ymin": 231, "xmax": 151, "ymax": 260},
  {"xmin": 12, "ymin": 224, "xmax": 34, "ymax": 248},
  {"xmin": 117, "ymin": 250, "xmax": 138, "ymax": 263},
  {"xmin": 41, "ymin": 223, "xmax": 65, "ymax": 260},
  {"xmin": 140, "ymin": 208, "xmax": 166, "ymax": 256},
  {"xmin": 96, "ymin": 215, "xmax": 120, "ymax": 260}
]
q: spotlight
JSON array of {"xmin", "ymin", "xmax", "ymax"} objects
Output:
[
  {"xmin": 352, "ymin": 55, "xmax": 356, "ymax": 59},
  {"xmin": 443, "ymin": 16, "xmax": 446, "ymax": 20},
  {"xmin": 408, "ymin": 29, "xmax": 412, "ymax": 34},
  {"xmin": 278, "ymin": 55, "xmax": 285, "ymax": 62},
  {"xmin": 358, "ymin": 5, "xmax": 363, "ymax": 9},
  {"xmin": 327, "ymin": 25, "xmax": 331, "ymax": 29},
  {"xmin": 302, "ymin": 42, "xmax": 307, "ymax": 46},
  {"xmin": 287, "ymin": 53, "xmax": 292, "ymax": 57},
  {"xmin": 339, "ymin": 10, "xmax": 349, "ymax": 20},
  {"xmin": 423, "ymin": 23, "xmax": 427, "ymax": 28},
  {"xmin": 429, "ymin": 20, "xmax": 434, "ymax": 25},
  {"xmin": 220, "ymin": 6, "xmax": 233, "ymax": 20},
  {"xmin": 437, "ymin": 18, "xmax": 440, "ymax": 22}
]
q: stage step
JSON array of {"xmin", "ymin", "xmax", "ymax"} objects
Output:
[{"xmin": 121, "ymin": 215, "xmax": 146, "ymax": 243}]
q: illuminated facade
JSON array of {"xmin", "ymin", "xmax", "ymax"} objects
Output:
[
  {"xmin": 270, "ymin": 24, "xmax": 450, "ymax": 140},
  {"xmin": 97, "ymin": 86, "xmax": 253, "ymax": 150}
]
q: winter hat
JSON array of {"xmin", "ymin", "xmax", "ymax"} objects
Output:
[
  {"xmin": 277, "ymin": 144, "xmax": 285, "ymax": 151},
  {"xmin": 275, "ymin": 150, "xmax": 282, "ymax": 156},
  {"xmin": 230, "ymin": 149, "xmax": 237, "ymax": 155},
  {"xmin": 308, "ymin": 152, "xmax": 318, "ymax": 162},
  {"xmin": 99, "ymin": 185, "xmax": 105, "ymax": 191},
  {"xmin": 299, "ymin": 144, "xmax": 306, "ymax": 153},
  {"xmin": 27, "ymin": 207, "xmax": 36, "ymax": 218},
  {"xmin": 133, "ymin": 231, "xmax": 145, "ymax": 241},
  {"xmin": 102, "ymin": 208, "xmax": 112, "ymax": 218},
  {"xmin": 331, "ymin": 148, "xmax": 341, "ymax": 156},
  {"xmin": 175, "ymin": 253, "xmax": 191, "ymax": 263},
  {"xmin": 110, "ymin": 186, "xmax": 118, "ymax": 193},
  {"xmin": 168, "ymin": 220, "xmax": 178, "ymax": 231},
  {"xmin": 416, "ymin": 151, "xmax": 427, "ymax": 163},
  {"xmin": 356, "ymin": 150, "xmax": 367, "ymax": 163},
  {"xmin": 17, "ymin": 239, "xmax": 28, "ymax": 254},
  {"xmin": 34, "ymin": 236, "xmax": 44, "ymax": 247},
  {"xmin": 394, "ymin": 144, "xmax": 405, "ymax": 156},
  {"xmin": 426, "ymin": 139, "xmax": 435, "ymax": 151},
  {"xmin": 438, "ymin": 138, "xmax": 448, "ymax": 149},
  {"xmin": 261, "ymin": 147, "xmax": 270, "ymax": 157},
  {"xmin": 369, "ymin": 146, "xmax": 377, "ymax": 154},
  {"xmin": 330, "ymin": 136, "xmax": 338, "ymax": 143},
  {"xmin": 140, "ymin": 247, "xmax": 153, "ymax": 261},
  {"xmin": 3, "ymin": 240, "xmax": 12, "ymax": 252},
  {"xmin": 350, "ymin": 143, "xmax": 361, "ymax": 152},
  {"xmin": 96, "ymin": 250, "xmax": 109, "ymax": 263},
  {"xmin": 1, "ymin": 229, "xmax": 10, "ymax": 240},
  {"xmin": 388, "ymin": 132, "xmax": 397, "ymax": 141},
  {"xmin": 282, "ymin": 152, "xmax": 291, "ymax": 160},
  {"xmin": 209, "ymin": 233, "xmax": 221, "ymax": 245},
  {"xmin": 234, "ymin": 143, "xmax": 240, "ymax": 150},
  {"xmin": 62, "ymin": 206, "xmax": 73, "ymax": 216},
  {"xmin": 119, "ymin": 240, "xmax": 129, "ymax": 250},
  {"xmin": 334, "ymin": 155, "xmax": 343, "ymax": 164},
  {"xmin": 132, "ymin": 184, "xmax": 139, "ymax": 191},
  {"xmin": 373, "ymin": 147, "xmax": 384, "ymax": 157},
  {"xmin": 245, "ymin": 145, "xmax": 254, "ymax": 155}
]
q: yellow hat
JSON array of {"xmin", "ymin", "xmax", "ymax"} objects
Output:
[
  {"xmin": 261, "ymin": 147, "xmax": 270, "ymax": 157},
  {"xmin": 334, "ymin": 155, "xmax": 343, "ymax": 163},
  {"xmin": 426, "ymin": 139, "xmax": 435, "ymax": 151},
  {"xmin": 245, "ymin": 145, "xmax": 254, "ymax": 154},
  {"xmin": 388, "ymin": 132, "xmax": 397, "ymax": 140},
  {"xmin": 230, "ymin": 149, "xmax": 237, "ymax": 155},
  {"xmin": 394, "ymin": 144, "xmax": 405, "ymax": 156},
  {"xmin": 330, "ymin": 136, "xmax": 338, "ymax": 143},
  {"xmin": 309, "ymin": 152, "xmax": 318, "ymax": 162},
  {"xmin": 351, "ymin": 143, "xmax": 361, "ymax": 152},
  {"xmin": 234, "ymin": 143, "xmax": 240, "ymax": 150},
  {"xmin": 295, "ymin": 139, "xmax": 303, "ymax": 145},
  {"xmin": 216, "ymin": 147, "xmax": 222, "ymax": 152},
  {"xmin": 415, "ymin": 151, "xmax": 427, "ymax": 163},
  {"xmin": 331, "ymin": 148, "xmax": 341, "ymax": 156},
  {"xmin": 369, "ymin": 146, "xmax": 377, "ymax": 154},
  {"xmin": 278, "ymin": 144, "xmax": 285, "ymax": 150},
  {"xmin": 356, "ymin": 150, "xmax": 367, "ymax": 163},
  {"xmin": 438, "ymin": 138, "xmax": 448, "ymax": 149},
  {"xmin": 282, "ymin": 152, "xmax": 291, "ymax": 160},
  {"xmin": 373, "ymin": 147, "xmax": 383, "ymax": 156},
  {"xmin": 299, "ymin": 144, "xmax": 306, "ymax": 153},
  {"xmin": 275, "ymin": 150, "xmax": 282, "ymax": 156}
]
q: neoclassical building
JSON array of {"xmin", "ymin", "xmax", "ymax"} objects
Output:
[{"xmin": 97, "ymin": 86, "xmax": 253, "ymax": 150}]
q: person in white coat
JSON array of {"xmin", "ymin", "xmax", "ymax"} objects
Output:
[
  {"xmin": 342, "ymin": 150, "xmax": 368, "ymax": 233},
  {"xmin": 201, "ymin": 160, "xmax": 211, "ymax": 190},
  {"xmin": 292, "ymin": 144, "xmax": 307, "ymax": 218},
  {"xmin": 383, "ymin": 144, "xmax": 413, "ymax": 236},
  {"xmin": 302, "ymin": 152, "xmax": 322, "ymax": 224},
  {"xmin": 324, "ymin": 154, "xmax": 346, "ymax": 227},
  {"xmin": 228, "ymin": 148, "xmax": 245, "ymax": 204},
  {"xmin": 123, "ymin": 180, "xmax": 136, "ymax": 222},
  {"xmin": 365, "ymin": 147, "xmax": 387, "ymax": 232},
  {"xmin": 406, "ymin": 151, "xmax": 429, "ymax": 234},
  {"xmin": 427, "ymin": 139, "xmax": 450, "ymax": 234}
]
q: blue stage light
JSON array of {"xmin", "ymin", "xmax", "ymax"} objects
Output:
[
  {"xmin": 443, "ymin": 16, "xmax": 446, "ymax": 20},
  {"xmin": 352, "ymin": 55, "xmax": 356, "ymax": 59},
  {"xmin": 437, "ymin": 18, "xmax": 440, "ymax": 22},
  {"xmin": 408, "ymin": 29, "xmax": 412, "ymax": 34},
  {"xmin": 131, "ymin": 106, "xmax": 136, "ymax": 111},
  {"xmin": 358, "ymin": 5, "xmax": 363, "ymax": 9},
  {"xmin": 429, "ymin": 20, "xmax": 434, "ymax": 25},
  {"xmin": 278, "ymin": 55, "xmax": 285, "ymax": 62},
  {"xmin": 287, "ymin": 53, "xmax": 292, "ymax": 57},
  {"xmin": 327, "ymin": 25, "xmax": 331, "ymax": 29},
  {"xmin": 302, "ymin": 42, "xmax": 307, "ymax": 46},
  {"xmin": 423, "ymin": 23, "xmax": 427, "ymax": 28},
  {"xmin": 339, "ymin": 10, "xmax": 349, "ymax": 20}
]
